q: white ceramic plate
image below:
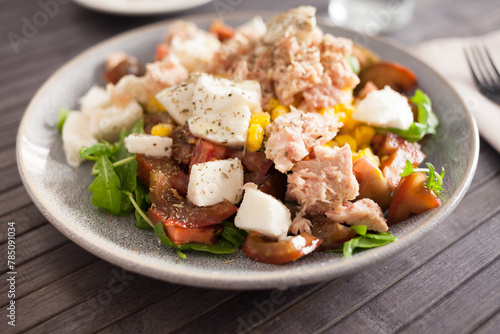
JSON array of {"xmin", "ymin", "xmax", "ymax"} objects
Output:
[
  {"xmin": 73, "ymin": 0, "xmax": 213, "ymax": 16},
  {"xmin": 17, "ymin": 12, "xmax": 479, "ymax": 290}
]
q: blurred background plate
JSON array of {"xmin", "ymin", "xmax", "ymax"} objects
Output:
[
  {"xmin": 16, "ymin": 12, "xmax": 478, "ymax": 290},
  {"xmin": 72, "ymin": 0, "xmax": 213, "ymax": 16}
]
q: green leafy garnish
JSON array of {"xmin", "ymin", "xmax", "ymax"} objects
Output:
[
  {"xmin": 123, "ymin": 189, "xmax": 153, "ymax": 230},
  {"xmin": 400, "ymin": 160, "xmax": 445, "ymax": 194},
  {"xmin": 221, "ymin": 221, "xmax": 247, "ymax": 248},
  {"xmin": 349, "ymin": 225, "xmax": 367, "ymax": 236},
  {"xmin": 88, "ymin": 155, "xmax": 124, "ymax": 216},
  {"xmin": 79, "ymin": 142, "xmax": 117, "ymax": 161},
  {"xmin": 154, "ymin": 223, "xmax": 236, "ymax": 259},
  {"xmin": 342, "ymin": 229, "xmax": 397, "ymax": 258},
  {"xmin": 57, "ymin": 108, "xmax": 72, "ymax": 133},
  {"xmin": 325, "ymin": 225, "xmax": 398, "ymax": 258},
  {"xmin": 346, "ymin": 55, "xmax": 360, "ymax": 75},
  {"xmin": 376, "ymin": 89, "xmax": 439, "ymax": 142}
]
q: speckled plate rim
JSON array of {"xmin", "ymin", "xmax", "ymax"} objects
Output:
[
  {"xmin": 72, "ymin": 0, "xmax": 213, "ymax": 16},
  {"xmin": 16, "ymin": 12, "xmax": 479, "ymax": 290}
]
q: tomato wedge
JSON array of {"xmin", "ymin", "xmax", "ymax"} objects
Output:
[
  {"xmin": 243, "ymin": 232, "xmax": 322, "ymax": 264},
  {"xmin": 387, "ymin": 172, "xmax": 441, "ymax": 225},
  {"xmin": 162, "ymin": 222, "xmax": 223, "ymax": 245},
  {"xmin": 189, "ymin": 139, "xmax": 229, "ymax": 170},
  {"xmin": 149, "ymin": 170, "xmax": 237, "ymax": 228},
  {"xmin": 136, "ymin": 154, "xmax": 188, "ymax": 196}
]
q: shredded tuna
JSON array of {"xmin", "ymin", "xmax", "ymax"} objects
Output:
[
  {"xmin": 165, "ymin": 20, "xmax": 203, "ymax": 44},
  {"xmin": 143, "ymin": 55, "xmax": 189, "ymax": 96},
  {"xmin": 265, "ymin": 107, "xmax": 341, "ymax": 173},
  {"xmin": 208, "ymin": 6, "xmax": 359, "ymax": 109},
  {"xmin": 287, "ymin": 145, "xmax": 359, "ymax": 215},
  {"xmin": 290, "ymin": 211, "xmax": 313, "ymax": 235},
  {"xmin": 326, "ymin": 198, "xmax": 388, "ymax": 233}
]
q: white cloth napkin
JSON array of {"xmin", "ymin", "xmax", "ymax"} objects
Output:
[{"xmin": 414, "ymin": 31, "xmax": 500, "ymax": 153}]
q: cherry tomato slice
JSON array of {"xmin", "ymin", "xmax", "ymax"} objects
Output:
[
  {"xmin": 243, "ymin": 232, "xmax": 322, "ymax": 264},
  {"xmin": 387, "ymin": 172, "xmax": 441, "ymax": 225}
]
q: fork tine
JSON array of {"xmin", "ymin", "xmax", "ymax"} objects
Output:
[
  {"xmin": 471, "ymin": 45, "xmax": 495, "ymax": 85},
  {"xmin": 482, "ymin": 45, "xmax": 500, "ymax": 82},
  {"xmin": 464, "ymin": 46, "xmax": 483, "ymax": 88}
]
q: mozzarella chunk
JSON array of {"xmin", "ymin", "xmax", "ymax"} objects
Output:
[
  {"xmin": 124, "ymin": 134, "xmax": 173, "ymax": 158},
  {"xmin": 352, "ymin": 86, "xmax": 414, "ymax": 130},
  {"xmin": 62, "ymin": 112, "xmax": 97, "ymax": 168},
  {"xmin": 79, "ymin": 85, "xmax": 111, "ymax": 115},
  {"xmin": 89, "ymin": 100, "xmax": 143, "ymax": 142},
  {"xmin": 235, "ymin": 186, "xmax": 292, "ymax": 240},
  {"xmin": 188, "ymin": 105, "xmax": 251, "ymax": 146},
  {"xmin": 192, "ymin": 74, "xmax": 262, "ymax": 115},
  {"xmin": 170, "ymin": 32, "xmax": 220, "ymax": 72},
  {"xmin": 155, "ymin": 73, "xmax": 200, "ymax": 125},
  {"xmin": 187, "ymin": 158, "xmax": 244, "ymax": 206}
]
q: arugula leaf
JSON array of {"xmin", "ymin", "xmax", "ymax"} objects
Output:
[
  {"xmin": 79, "ymin": 142, "xmax": 117, "ymax": 161},
  {"xmin": 412, "ymin": 89, "xmax": 439, "ymax": 135},
  {"xmin": 346, "ymin": 55, "xmax": 360, "ymax": 75},
  {"xmin": 350, "ymin": 225, "xmax": 367, "ymax": 236},
  {"xmin": 130, "ymin": 184, "xmax": 153, "ymax": 230},
  {"xmin": 131, "ymin": 119, "xmax": 145, "ymax": 134},
  {"xmin": 112, "ymin": 129, "xmax": 137, "ymax": 214},
  {"xmin": 57, "ymin": 108, "xmax": 72, "ymax": 133},
  {"xmin": 154, "ymin": 223, "xmax": 236, "ymax": 259},
  {"xmin": 342, "ymin": 231, "xmax": 397, "ymax": 258},
  {"xmin": 376, "ymin": 89, "xmax": 439, "ymax": 142},
  {"xmin": 88, "ymin": 155, "xmax": 124, "ymax": 216},
  {"xmin": 399, "ymin": 160, "xmax": 445, "ymax": 194},
  {"xmin": 221, "ymin": 221, "xmax": 247, "ymax": 248}
]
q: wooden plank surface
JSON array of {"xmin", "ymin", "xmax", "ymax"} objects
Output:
[{"xmin": 1, "ymin": 0, "xmax": 500, "ymax": 333}]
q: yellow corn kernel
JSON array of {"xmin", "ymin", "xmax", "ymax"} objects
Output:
[
  {"xmin": 266, "ymin": 98, "xmax": 280, "ymax": 111},
  {"xmin": 318, "ymin": 107, "xmax": 335, "ymax": 117},
  {"xmin": 271, "ymin": 105, "xmax": 289, "ymax": 121},
  {"xmin": 354, "ymin": 125, "xmax": 376, "ymax": 148},
  {"xmin": 324, "ymin": 140, "xmax": 338, "ymax": 149},
  {"xmin": 249, "ymin": 112, "xmax": 271, "ymax": 129},
  {"xmin": 146, "ymin": 96, "xmax": 166, "ymax": 112},
  {"xmin": 352, "ymin": 147, "xmax": 380, "ymax": 166},
  {"xmin": 246, "ymin": 124, "xmax": 265, "ymax": 152},
  {"xmin": 334, "ymin": 134, "xmax": 357, "ymax": 152},
  {"xmin": 151, "ymin": 123, "xmax": 173, "ymax": 137}
]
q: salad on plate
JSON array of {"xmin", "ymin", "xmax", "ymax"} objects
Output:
[{"xmin": 59, "ymin": 6, "xmax": 445, "ymax": 264}]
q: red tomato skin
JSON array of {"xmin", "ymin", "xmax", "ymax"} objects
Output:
[{"xmin": 242, "ymin": 232, "xmax": 322, "ymax": 264}]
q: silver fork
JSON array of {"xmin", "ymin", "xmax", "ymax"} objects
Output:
[{"xmin": 464, "ymin": 44, "xmax": 500, "ymax": 105}]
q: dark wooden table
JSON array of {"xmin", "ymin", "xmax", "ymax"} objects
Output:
[{"xmin": 1, "ymin": 0, "xmax": 500, "ymax": 333}]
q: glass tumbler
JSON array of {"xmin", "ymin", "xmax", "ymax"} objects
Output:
[{"xmin": 328, "ymin": 0, "xmax": 416, "ymax": 35}]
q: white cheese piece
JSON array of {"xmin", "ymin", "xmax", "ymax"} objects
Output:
[
  {"xmin": 235, "ymin": 186, "xmax": 292, "ymax": 240},
  {"xmin": 79, "ymin": 85, "xmax": 111, "ymax": 115},
  {"xmin": 89, "ymin": 101, "xmax": 143, "ymax": 143},
  {"xmin": 352, "ymin": 86, "xmax": 414, "ymax": 130},
  {"xmin": 192, "ymin": 74, "xmax": 262, "ymax": 115},
  {"xmin": 187, "ymin": 158, "xmax": 244, "ymax": 207},
  {"xmin": 124, "ymin": 134, "xmax": 173, "ymax": 158},
  {"xmin": 62, "ymin": 112, "xmax": 97, "ymax": 168},
  {"xmin": 170, "ymin": 32, "xmax": 220, "ymax": 72},
  {"xmin": 155, "ymin": 73, "xmax": 201, "ymax": 125},
  {"xmin": 188, "ymin": 105, "xmax": 252, "ymax": 146}
]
